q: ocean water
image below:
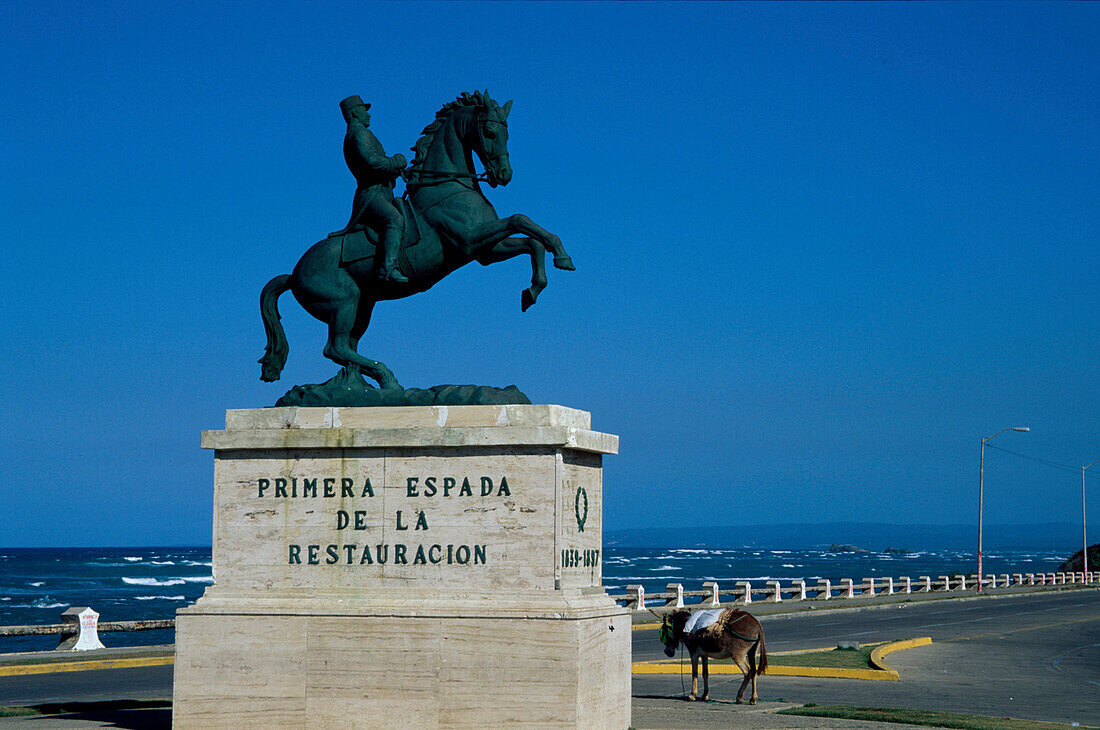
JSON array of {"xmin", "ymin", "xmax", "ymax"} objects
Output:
[{"xmin": 0, "ymin": 545, "xmax": 1069, "ymax": 654}]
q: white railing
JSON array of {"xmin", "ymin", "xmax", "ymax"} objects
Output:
[{"xmin": 614, "ymin": 570, "xmax": 1097, "ymax": 609}]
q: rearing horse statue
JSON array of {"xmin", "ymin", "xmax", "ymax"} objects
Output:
[{"xmin": 259, "ymin": 91, "xmax": 574, "ymax": 390}]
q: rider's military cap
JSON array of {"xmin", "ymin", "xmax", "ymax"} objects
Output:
[{"xmin": 340, "ymin": 95, "xmax": 370, "ymax": 114}]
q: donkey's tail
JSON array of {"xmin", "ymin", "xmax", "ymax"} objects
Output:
[
  {"xmin": 259, "ymin": 274, "xmax": 293, "ymax": 382},
  {"xmin": 757, "ymin": 629, "xmax": 767, "ymax": 675}
]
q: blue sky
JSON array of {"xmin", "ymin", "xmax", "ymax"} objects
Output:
[{"xmin": 1, "ymin": 2, "xmax": 1097, "ymax": 546}]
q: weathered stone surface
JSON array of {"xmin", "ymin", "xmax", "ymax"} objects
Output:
[
  {"xmin": 175, "ymin": 405, "xmax": 629, "ymax": 729},
  {"xmin": 275, "ymin": 370, "xmax": 531, "ymax": 408}
]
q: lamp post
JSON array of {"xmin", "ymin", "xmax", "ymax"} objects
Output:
[
  {"xmin": 1083, "ymin": 460, "xmax": 1098, "ymax": 578},
  {"xmin": 978, "ymin": 427, "xmax": 1029, "ymax": 591}
]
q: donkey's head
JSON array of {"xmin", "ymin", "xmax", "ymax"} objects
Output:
[{"xmin": 660, "ymin": 610, "xmax": 689, "ymax": 657}]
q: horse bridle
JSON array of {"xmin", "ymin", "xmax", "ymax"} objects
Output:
[{"xmin": 403, "ymin": 111, "xmax": 507, "ymax": 191}]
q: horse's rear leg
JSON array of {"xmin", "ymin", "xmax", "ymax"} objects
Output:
[{"xmin": 322, "ymin": 298, "xmax": 400, "ymax": 390}]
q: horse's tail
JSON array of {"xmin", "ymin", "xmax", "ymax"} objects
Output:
[
  {"xmin": 756, "ymin": 627, "xmax": 767, "ymax": 675},
  {"xmin": 259, "ymin": 274, "xmax": 293, "ymax": 382}
]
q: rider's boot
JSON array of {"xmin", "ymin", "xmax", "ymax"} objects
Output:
[{"xmin": 376, "ymin": 229, "xmax": 409, "ymax": 283}]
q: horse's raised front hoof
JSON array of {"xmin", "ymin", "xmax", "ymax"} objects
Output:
[
  {"xmin": 521, "ymin": 289, "xmax": 536, "ymax": 312},
  {"xmin": 553, "ymin": 255, "xmax": 575, "ymax": 271}
]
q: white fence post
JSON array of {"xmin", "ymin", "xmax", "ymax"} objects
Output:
[
  {"xmin": 919, "ymin": 576, "xmax": 932, "ymax": 592},
  {"xmin": 701, "ymin": 581, "xmax": 720, "ymax": 607},
  {"xmin": 768, "ymin": 580, "xmax": 782, "ymax": 602},
  {"xmin": 840, "ymin": 578, "xmax": 854, "ymax": 598},
  {"xmin": 626, "ymin": 585, "xmax": 645, "ymax": 609},
  {"xmin": 900, "ymin": 576, "xmax": 911, "ymax": 594},
  {"xmin": 1026, "ymin": 573, "xmax": 1035, "ymax": 586},
  {"xmin": 957, "ymin": 575, "xmax": 967, "ymax": 590},
  {"xmin": 863, "ymin": 577, "xmax": 876, "ymax": 597},
  {"xmin": 938, "ymin": 575, "xmax": 951, "ymax": 591},
  {"xmin": 794, "ymin": 579, "xmax": 807, "ymax": 601},
  {"xmin": 883, "ymin": 576, "xmax": 894, "ymax": 595},
  {"xmin": 736, "ymin": 581, "xmax": 753, "ymax": 604},
  {"xmin": 666, "ymin": 583, "xmax": 685, "ymax": 607},
  {"xmin": 817, "ymin": 579, "xmax": 831, "ymax": 600}
]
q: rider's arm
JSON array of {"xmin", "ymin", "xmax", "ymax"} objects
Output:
[{"xmin": 350, "ymin": 129, "xmax": 404, "ymax": 175}]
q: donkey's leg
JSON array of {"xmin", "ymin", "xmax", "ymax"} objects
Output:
[
  {"xmin": 748, "ymin": 643, "xmax": 759, "ymax": 704},
  {"xmin": 689, "ymin": 654, "xmax": 700, "ymax": 701},
  {"xmin": 701, "ymin": 656, "xmax": 710, "ymax": 701},
  {"xmin": 322, "ymin": 297, "xmax": 400, "ymax": 390},
  {"xmin": 733, "ymin": 649, "xmax": 753, "ymax": 704},
  {"xmin": 476, "ymin": 236, "xmax": 547, "ymax": 310}
]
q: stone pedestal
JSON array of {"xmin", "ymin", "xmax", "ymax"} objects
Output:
[{"xmin": 174, "ymin": 405, "xmax": 629, "ymax": 729}]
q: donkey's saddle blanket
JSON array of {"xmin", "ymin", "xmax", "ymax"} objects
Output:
[{"xmin": 684, "ymin": 609, "xmax": 724, "ymax": 635}]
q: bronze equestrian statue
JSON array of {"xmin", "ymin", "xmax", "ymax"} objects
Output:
[{"xmin": 259, "ymin": 91, "xmax": 574, "ymax": 395}]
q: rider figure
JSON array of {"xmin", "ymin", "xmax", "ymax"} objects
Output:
[{"xmin": 332, "ymin": 95, "xmax": 408, "ymax": 283}]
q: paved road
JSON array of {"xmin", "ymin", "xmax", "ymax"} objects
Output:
[
  {"xmin": 633, "ymin": 588, "xmax": 1100, "ymax": 726},
  {"xmin": 0, "ymin": 589, "xmax": 1095, "ymax": 728}
]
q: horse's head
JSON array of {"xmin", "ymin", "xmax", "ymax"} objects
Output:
[{"xmin": 469, "ymin": 92, "xmax": 512, "ymax": 188}]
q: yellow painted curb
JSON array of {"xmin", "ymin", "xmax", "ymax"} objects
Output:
[
  {"xmin": 0, "ymin": 655, "xmax": 174, "ymax": 677},
  {"xmin": 869, "ymin": 636, "xmax": 932, "ymax": 676},
  {"xmin": 633, "ymin": 622, "xmax": 659, "ymax": 632},
  {"xmin": 632, "ymin": 637, "xmax": 932, "ymax": 682}
]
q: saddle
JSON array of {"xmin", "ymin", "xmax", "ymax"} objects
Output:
[
  {"xmin": 334, "ymin": 198, "xmax": 421, "ymax": 266},
  {"xmin": 683, "ymin": 608, "xmax": 725, "ymax": 635}
]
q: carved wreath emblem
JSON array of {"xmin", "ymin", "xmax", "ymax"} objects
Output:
[{"xmin": 574, "ymin": 486, "xmax": 588, "ymax": 532}]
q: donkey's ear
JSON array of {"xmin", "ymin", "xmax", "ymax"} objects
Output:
[{"xmin": 501, "ymin": 99, "xmax": 513, "ymax": 119}]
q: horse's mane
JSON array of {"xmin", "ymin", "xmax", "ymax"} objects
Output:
[{"xmin": 410, "ymin": 90, "xmax": 496, "ymax": 169}]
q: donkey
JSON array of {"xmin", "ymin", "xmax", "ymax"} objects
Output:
[{"xmin": 659, "ymin": 608, "xmax": 767, "ymax": 703}]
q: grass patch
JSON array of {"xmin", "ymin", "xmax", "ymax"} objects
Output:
[
  {"xmin": 0, "ymin": 707, "xmax": 41, "ymax": 717},
  {"xmin": 778, "ymin": 704, "xmax": 1091, "ymax": 729}
]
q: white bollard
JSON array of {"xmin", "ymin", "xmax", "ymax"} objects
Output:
[
  {"xmin": 863, "ymin": 577, "xmax": 876, "ymax": 597},
  {"xmin": 986, "ymin": 573, "xmax": 997, "ymax": 589},
  {"xmin": 840, "ymin": 578, "xmax": 854, "ymax": 598},
  {"xmin": 817, "ymin": 579, "xmax": 831, "ymax": 600},
  {"xmin": 957, "ymin": 575, "xmax": 967, "ymax": 591},
  {"xmin": 938, "ymin": 575, "xmax": 952, "ymax": 591},
  {"xmin": 666, "ymin": 583, "xmax": 685, "ymax": 608},
  {"xmin": 626, "ymin": 584, "xmax": 645, "ymax": 609},
  {"xmin": 736, "ymin": 581, "xmax": 752, "ymax": 604},
  {"xmin": 919, "ymin": 576, "xmax": 932, "ymax": 592},
  {"xmin": 701, "ymin": 581, "xmax": 720, "ymax": 607},
  {"xmin": 1026, "ymin": 573, "xmax": 1035, "ymax": 586},
  {"xmin": 768, "ymin": 580, "xmax": 782, "ymax": 602},
  {"xmin": 60, "ymin": 607, "xmax": 105, "ymax": 651},
  {"xmin": 793, "ymin": 579, "xmax": 807, "ymax": 601},
  {"xmin": 883, "ymin": 576, "xmax": 894, "ymax": 595},
  {"xmin": 900, "ymin": 576, "xmax": 911, "ymax": 594},
  {"xmin": 1057, "ymin": 572, "xmax": 1066, "ymax": 584},
  {"xmin": 1012, "ymin": 573, "xmax": 1022, "ymax": 586}
]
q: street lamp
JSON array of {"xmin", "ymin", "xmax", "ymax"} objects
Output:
[
  {"xmin": 1083, "ymin": 460, "xmax": 1098, "ymax": 577},
  {"xmin": 978, "ymin": 427, "xmax": 1029, "ymax": 591}
]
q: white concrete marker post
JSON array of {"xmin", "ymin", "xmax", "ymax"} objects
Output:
[
  {"xmin": 701, "ymin": 581, "xmax": 720, "ymax": 607},
  {"xmin": 666, "ymin": 583, "xmax": 684, "ymax": 608},
  {"xmin": 61, "ymin": 607, "xmax": 105, "ymax": 651}
]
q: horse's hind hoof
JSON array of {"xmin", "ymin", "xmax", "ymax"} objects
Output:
[{"xmin": 521, "ymin": 289, "xmax": 536, "ymax": 311}]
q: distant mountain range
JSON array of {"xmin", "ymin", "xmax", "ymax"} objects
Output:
[{"xmin": 605, "ymin": 522, "xmax": 1082, "ymax": 553}]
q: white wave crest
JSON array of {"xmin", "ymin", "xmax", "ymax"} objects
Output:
[
  {"xmin": 122, "ymin": 577, "xmax": 185, "ymax": 586},
  {"xmin": 123, "ymin": 557, "xmax": 143, "ymax": 562},
  {"xmin": 135, "ymin": 595, "xmax": 186, "ymax": 601},
  {"xmin": 182, "ymin": 576, "xmax": 213, "ymax": 583}
]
